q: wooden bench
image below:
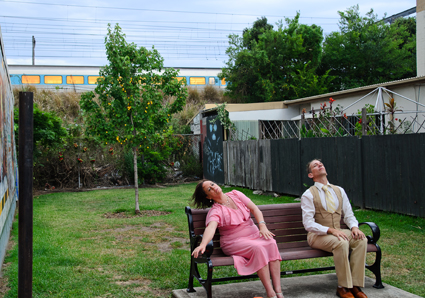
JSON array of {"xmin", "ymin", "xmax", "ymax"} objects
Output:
[{"xmin": 185, "ymin": 203, "xmax": 383, "ymax": 298}]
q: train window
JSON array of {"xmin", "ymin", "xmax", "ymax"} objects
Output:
[
  {"xmin": 176, "ymin": 77, "xmax": 186, "ymax": 84},
  {"xmin": 45, "ymin": 76, "xmax": 63, "ymax": 84},
  {"xmin": 221, "ymin": 78, "xmax": 226, "ymax": 85},
  {"xmin": 66, "ymin": 76, "xmax": 84, "ymax": 85},
  {"xmin": 189, "ymin": 77, "xmax": 206, "ymax": 85},
  {"xmin": 22, "ymin": 75, "xmax": 40, "ymax": 84},
  {"xmin": 88, "ymin": 76, "xmax": 101, "ymax": 84},
  {"xmin": 208, "ymin": 77, "xmax": 215, "ymax": 85}
]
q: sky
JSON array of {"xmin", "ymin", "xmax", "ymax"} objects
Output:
[{"xmin": 0, "ymin": 0, "xmax": 418, "ymax": 68}]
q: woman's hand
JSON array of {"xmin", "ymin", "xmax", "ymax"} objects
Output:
[
  {"xmin": 192, "ymin": 244, "xmax": 206, "ymax": 258},
  {"xmin": 259, "ymin": 225, "xmax": 275, "ymax": 240}
]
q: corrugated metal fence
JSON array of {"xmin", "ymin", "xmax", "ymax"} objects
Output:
[{"xmin": 223, "ymin": 134, "xmax": 425, "ymax": 217}]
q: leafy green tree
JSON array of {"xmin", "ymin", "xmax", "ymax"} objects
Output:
[
  {"xmin": 220, "ymin": 14, "xmax": 333, "ymax": 103},
  {"xmin": 391, "ymin": 17, "xmax": 416, "ymax": 79},
  {"xmin": 80, "ymin": 24, "xmax": 187, "ymax": 213},
  {"xmin": 242, "ymin": 16, "xmax": 273, "ymax": 50},
  {"xmin": 319, "ymin": 5, "xmax": 416, "ymax": 91},
  {"xmin": 14, "ymin": 104, "xmax": 68, "ymax": 159}
]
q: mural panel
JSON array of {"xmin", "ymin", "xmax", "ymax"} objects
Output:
[
  {"xmin": 0, "ymin": 27, "xmax": 18, "ymax": 267},
  {"xmin": 202, "ymin": 116, "xmax": 224, "ymax": 184}
]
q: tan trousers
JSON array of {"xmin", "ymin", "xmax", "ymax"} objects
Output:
[{"xmin": 307, "ymin": 229, "xmax": 367, "ymax": 288}]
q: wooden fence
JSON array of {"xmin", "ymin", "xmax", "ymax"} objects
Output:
[{"xmin": 223, "ymin": 134, "xmax": 425, "ymax": 217}]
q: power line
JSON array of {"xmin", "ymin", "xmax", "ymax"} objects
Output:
[{"xmin": 0, "ymin": 0, "xmax": 339, "ymax": 19}]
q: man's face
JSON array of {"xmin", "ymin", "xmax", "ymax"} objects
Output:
[{"xmin": 308, "ymin": 160, "xmax": 327, "ymax": 179}]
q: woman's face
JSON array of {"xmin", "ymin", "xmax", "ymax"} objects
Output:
[{"xmin": 202, "ymin": 180, "xmax": 222, "ymax": 201}]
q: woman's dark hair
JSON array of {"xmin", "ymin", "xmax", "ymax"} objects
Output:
[{"xmin": 191, "ymin": 179, "xmax": 214, "ymax": 209}]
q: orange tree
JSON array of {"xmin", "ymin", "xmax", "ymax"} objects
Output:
[{"xmin": 80, "ymin": 24, "xmax": 187, "ymax": 213}]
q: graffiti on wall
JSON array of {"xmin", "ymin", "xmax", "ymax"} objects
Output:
[
  {"xmin": 203, "ymin": 116, "xmax": 224, "ymax": 184},
  {"xmin": 0, "ymin": 33, "xmax": 18, "ymax": 243}
]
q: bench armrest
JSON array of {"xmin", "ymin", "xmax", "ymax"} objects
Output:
[
  {"xmin": 359, "ymin": 222, "xmax": 380, "ymax": 244},
  {"xmin": 190, "ymin": 235, "xmax": 214, "ymax": 261}
]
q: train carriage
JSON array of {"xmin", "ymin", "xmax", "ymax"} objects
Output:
[{"xmin": 8, "ymin": 65, "xmax": 227, "ymax": 91}]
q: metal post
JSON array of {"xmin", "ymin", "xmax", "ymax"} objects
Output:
[
  {"xmin": 18, "ymin": 92, "xmax": 33, "ymax": 298},
  {"xmin": 361, "ymin": 108, "xmax": 367, "ymax": 136},
  {"xmin": 300, "ymin": 113, "xmax": 305, "ymax": 140},
  {"xmin": 32, "ymin": 36, "xmax": 35, "ymax": 66}
]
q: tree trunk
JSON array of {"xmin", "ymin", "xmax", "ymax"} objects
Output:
[
  {"xmin": 133, "ymin": 146, "xmax": 140, "ymax": 213},
  {"xmin": 130, "ymin": 112, "xmax": 140, "ymax": 214}
]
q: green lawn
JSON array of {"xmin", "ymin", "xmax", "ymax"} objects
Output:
[{"xmin": 0, "ymin": 183, "xmax": 424, "ymax": 297}]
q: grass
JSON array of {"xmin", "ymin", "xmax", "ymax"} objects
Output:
[{"xmin": 0, "ymin": 183, "xmax": 424, "ymax": 297}]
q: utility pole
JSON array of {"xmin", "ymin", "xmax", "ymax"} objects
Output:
[{"xmin": 32, "ymin": 36, "xmax": 35, "ymax": 65}]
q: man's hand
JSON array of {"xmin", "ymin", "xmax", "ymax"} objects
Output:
[
  {"xmin": 328, "ymin": 228, "xmax": 349, "ymax": 241},
  {"xmin": 351, "ymin": 227, "xmax": 366, "ymax": 240}
]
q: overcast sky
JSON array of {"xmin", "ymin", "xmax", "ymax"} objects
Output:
[{"xmin": 0, "ymin": 0, "xmax": 417, "ymax": 68}]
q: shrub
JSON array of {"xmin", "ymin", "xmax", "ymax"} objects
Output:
[{"xmin": 202, "ymin": 85, "xmax": 221, "ymax": 102}]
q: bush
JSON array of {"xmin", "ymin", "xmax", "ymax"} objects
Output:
[
  {"xmin": 202, "ymin": 85, "xmax": 221, "ymax": 102},
  {"xmin": 180, "ymin": 152, "xmax": 203, "ymax": 178},
  {"xmin": 187, "ymin": 87, "xmax": 200, "ymax": 102}
]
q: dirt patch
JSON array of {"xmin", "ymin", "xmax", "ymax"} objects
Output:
[
  {"xmin": 115, "ymin": 277, "xmax": 150, "ymax": 286},
  {"xmin": 33, "ymin": 179, "xmax": 200, "ymax": 196},
  {"xmin": 103, "ymin": 210, "xmax": 171, "ymax": 218},
  {"xmin": 154, "ymin": 237, "xmax": 189, "ymax": 252},
  {"xmin": 0, "ymin": 263, "xmax": 11, "ymax": 297}
]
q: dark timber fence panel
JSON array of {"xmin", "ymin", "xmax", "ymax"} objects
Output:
[
  {"xmin": 258, "ymin": 140, "xmax": 272, "ymax": 191},
  {"xmin": 271, "ymin": 139, "xmax": 301, "ymax": 196},
  {"xmin": 362, "ymin": 134, "xmax": 425, "ymax": 217},
  {"xmin": 223, "ymin": 134, "xmax": 424, "ymax": 217}
]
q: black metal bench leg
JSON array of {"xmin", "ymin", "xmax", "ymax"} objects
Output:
[
  {"xmin": 366, "ymin": 245, "xmax": 384, "ymax": 289},
  {"xmin": 205, "ymin": 260, "xmax": 213, "ymax": 298},
  {"xmin": 187, "ymin": 260, "xmax": 196, "ymax": 293}
]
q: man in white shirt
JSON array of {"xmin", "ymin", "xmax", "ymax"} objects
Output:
[{"xmin": 301, "ymin": 159, "xmax": 368, "ymax": 298}]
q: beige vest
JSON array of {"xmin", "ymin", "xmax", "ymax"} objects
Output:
[{"xmin": 309, "ymin": 184, "xmax": 343, "ymax": 229}]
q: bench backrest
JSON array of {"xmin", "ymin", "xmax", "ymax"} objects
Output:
[{"xmin": 186, "ymin": 203, "xmax": 347, "ymax": 256}]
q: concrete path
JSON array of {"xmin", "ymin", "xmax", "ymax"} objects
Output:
[{"xmin": 172, "ymin": 274, "xmax": 421, "ymax": 298}]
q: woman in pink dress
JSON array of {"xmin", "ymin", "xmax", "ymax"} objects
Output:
[{"xmin": 191, "ymin": 180, "xmax": 284, "ymax": 298}]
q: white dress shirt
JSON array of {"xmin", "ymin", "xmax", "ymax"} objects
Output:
[{"xmin": 301, "ymin": 181, "xmax": 359, "ymax": 235}]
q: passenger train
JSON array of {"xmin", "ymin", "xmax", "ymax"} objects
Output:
[{"xmin": 8, "ymin": 65, "xmax": 227, "ymax": 91}]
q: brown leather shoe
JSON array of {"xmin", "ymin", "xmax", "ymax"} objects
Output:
[
  {"xmin": 351, "ymin": 286, "xmax": 367, "ymax": 298},
  {"xmin": 336, "ymin": 287, "xmax": 355, "ymax": 298}
]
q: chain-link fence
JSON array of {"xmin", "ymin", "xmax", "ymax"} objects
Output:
[{"xmin": 257, "ymin": 111, "xmax": 425, "ymax": 140}]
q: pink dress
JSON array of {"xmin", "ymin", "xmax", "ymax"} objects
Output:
[{"xmin": 206, "ymin": 190, "xmax": 281, "ymax": 275}]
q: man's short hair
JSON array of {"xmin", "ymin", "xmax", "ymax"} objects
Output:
[{"xmin": 306, "ymin": 159, "xmax": 321, "ymax": 174}]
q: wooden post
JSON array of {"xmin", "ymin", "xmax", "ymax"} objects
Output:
[
  {"xmin": 361, "ymin": 108, "xmax": 367, "ymax": 136},
  {"xmin": 300, "ymin": 113, "xmax": 305, "ymax": 140},
  {"xmin": 18, "ymin": 92, "xmax": 33, "ymax": 298}
]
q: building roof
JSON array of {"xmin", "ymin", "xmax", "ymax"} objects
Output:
[
  {"xmin": 204, "ymin": 101, "xmax": 287, "ymax": 112},
  {"xmin": 282, "ymin": 76, "xmax": 425, "ymax": 105}
]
